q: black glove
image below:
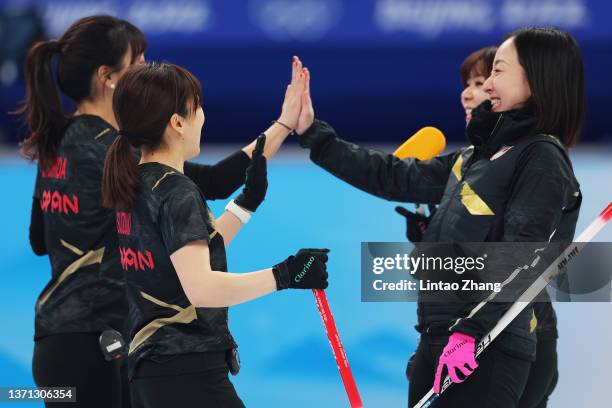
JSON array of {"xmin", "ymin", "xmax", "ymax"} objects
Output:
[
  {"xmin": 234, "ymin": 134, "xmax": 268, "ymax": 212},
  {"xmin": 395, "ymin": 205, "xmax": 436, "ymax": 242},
  {"xmin": 273, "ymin": 248, "xmax": 330, "ymax": 290}
]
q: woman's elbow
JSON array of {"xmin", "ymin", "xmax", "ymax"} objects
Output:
[
  {"xmin": 184, "ymin": 286, "xmax": 228, "ymax": 308},
  {"xmin": 30, "ymin": 242, "xmax": 47, "ymax": 256}
]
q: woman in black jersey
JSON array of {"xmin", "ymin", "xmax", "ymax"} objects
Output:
[
  {"xmin": 295, "ymin": 28, "xmax": 583, "ymax": 407},
  {"xmin": 400, "ymin": 46, "xmax": 561, "ymax": 408},
  {"xmin": 101, "ymin": 62, "xmax": 328, "ymax": 408},
  {"xmin": 19, "ymin": 15, "xmax": 307, "ymax": 407}
]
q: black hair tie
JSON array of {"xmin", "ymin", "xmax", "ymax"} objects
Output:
[{"xmin": 118, "ymin": 129, "xmax": 144, "ymax": 148}]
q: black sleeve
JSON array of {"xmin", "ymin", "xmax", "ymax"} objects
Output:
[
  {"xmin": 451, "ymin": 142, "xmax": 578, "ymax": 339},
  {"xmin": 184, "ymin": 150, "xmax": 250, "ymax": 200},
  {"xmin": 29, "ymin": 197, "xmax": 47, "ymax": 256},
  {"xmin": 299, "ymin": 120, "xmax": 459, "ymax": 204},
  {"xmin": 160, "ymin": 186, "xmax": 211, "ymax": 255}
]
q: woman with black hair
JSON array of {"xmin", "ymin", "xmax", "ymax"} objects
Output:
[
  {"xmin": 295, "ymin": 27, "xmax": 584, "ymax": 407},
  {"xmin": 101, "ymin": 62, "xmax": 328, "ymax": 408},
  {"xmin": 19, "ymin": 15, "xmax": 306, "ymax": 407},
  {"xmin": 400, "ymin": 45, "xmax": 561, "ymax": 408}
]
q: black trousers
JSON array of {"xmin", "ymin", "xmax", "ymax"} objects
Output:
[
  {"xmin": 408, "ymin": 334, "xmax": 531, "ymax": 408},
  {"xmin": 130, "ymin": 353, "xmax": 245, "ymax": 408},
  {"xmin": 33, "ymin": 332, "xmax": 128, "ymax": 408},
  {"xmin": 518, "ymin": 338, "xmax": 558, "ymax": 408}
]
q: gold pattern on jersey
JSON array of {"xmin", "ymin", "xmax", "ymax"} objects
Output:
[
  {"xmin": 94, "ymin": 128, "xmax": 112, "ymax": 140},
  {"xmin": 530, "ymin": 310, "xmax": 538, "ymax": 333},
  {"xmin": 451, "ymin": 146, "xmax": 473, "ymax": 181},
  {"xmin": 129, "ymin": 291, "xmax": 197, "ymax": 354},
  {"xmin": 460, "ymin": 182, "xmax": 495, "ymax": 215},
  {"xmin": 152, "ymin": 171, "xmax": 176, "ymax": 191},
  {"xmin": 36, "ymin": 240, "xmax": 105, "ymax": 309},
  {"xmin": 452, "ymin": 155, "xmax": 464, "ymax": 180},
  {"xmin": 206, "ymin": 209, "xmax": 220, "ymax": 240},
  {"xmin": 60, "ymin": 239, "xmax": 84, "ymax": 256}
]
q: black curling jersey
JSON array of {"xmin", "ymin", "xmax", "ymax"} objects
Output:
[
  {"xmin": 33, "ymin": 115, "xmax": 125, "ymax": 339},
  {"xmin": 117, "ymin": 162, "xmax": 236, "ymax": 377}
]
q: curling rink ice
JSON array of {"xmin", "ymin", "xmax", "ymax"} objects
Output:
[{"xmin": 1, "ymin": 145, "xmax": 611, "ymax": 407}]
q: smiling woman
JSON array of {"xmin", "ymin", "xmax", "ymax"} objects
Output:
[
  {"xmin": 485, "ymin": 28, "xmax": 585, "ymax": 147},
  {"xmin": 101, "ymin": 61, "xmax": 331, "ymax": 408},
  {"xmin": 460, "ymin": 46, "xmax": 496, "ymax": 124},
  {"xmin": 485, "ymin": 38, "xmax": 532, "ymax": 113},
  {"xmin": 293, "ymin": 26, "xmax": 585, "ymax": 408}
]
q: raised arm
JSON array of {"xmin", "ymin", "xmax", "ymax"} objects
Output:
[
  {"xmin": 295, "ymin": 69, "xmax": 457, "ymax": 204},
  {"xmin": 185, "ymin": 57, "xmax": 307, "ymax": 201},
  {"xmin": 184, "ymin": 151, "xmax": 250, "ymax": 200},
  {"xmin": 241, "ymin": 56, "xmax": 307, "ymax": 159},
  {"xmin": 302, "ymin": 121, "xmax": 458, "ymax": 204},
  {"xmin": 214, "ymin": 135, "xmax": 267, "ymax": 246}
]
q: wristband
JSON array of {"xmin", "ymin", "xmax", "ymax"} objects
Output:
[
  {"xmin": 225, "ymin": 199, "xmax": 252, "ymax": 224},
  {"xmin": 272, "ymin": 120, "xmax": 295, "ymax": 135}
]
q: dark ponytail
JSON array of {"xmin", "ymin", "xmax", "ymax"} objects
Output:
[
  {"xmin": 101, "ymin": 62, "xmax": 202, "ymax": 209},
  {"xmin": 17, "ymin": 15, "xmax": 147, "ymax": 170},
  {"xmin": 18, "ymin": 40, "xmax": 67, "ymax": 171},
  {"xmin": 101, "ymin": 134, "xmax": 140, "ymax": 209}
]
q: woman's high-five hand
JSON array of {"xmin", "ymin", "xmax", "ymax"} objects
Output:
[
  {"xmin": 278, "ymin": 56, "xmax": 307, "ymax": 131},
  {"xmin": 296, "ymin": 68, "xmax": 314, "ymax": 135}
]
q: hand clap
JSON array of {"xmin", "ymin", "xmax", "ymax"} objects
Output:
[{"xmin": 277, "ymin": 56, "xmax": 308, "ymax": 131}]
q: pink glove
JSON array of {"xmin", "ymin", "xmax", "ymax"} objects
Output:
[{"xmin": 433, "ymin": 332, "xmax": 479, "ymax": 394}]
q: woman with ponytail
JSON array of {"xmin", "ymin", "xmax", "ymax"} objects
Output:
[
  {"xmin": 19, "ymin": 39, "xmax": 67, "ymax": 171},
  {"xmin": 19, "ymin": 15, "xmax": 304, "ymax": 407},
  {"xmin": 102, "ymin": 62, "xmax": 329, "ymax": 408},
  {"xmin": 18, "ymin": 16, "xmax": 147, "ymax": 408}
]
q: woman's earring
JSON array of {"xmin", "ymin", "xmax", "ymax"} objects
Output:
[{"xmin": 109, "ymin": 84, "xmax": 115, "ymax": 89}]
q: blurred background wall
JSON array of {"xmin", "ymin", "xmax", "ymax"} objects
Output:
[{"xmin": 0, "ymin": 0, "xmax": 610, "ymax": 147}]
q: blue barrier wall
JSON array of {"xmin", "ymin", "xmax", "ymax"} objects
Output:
[{"xmin": 0, "ymin": 0, "xmax": 610, "ymax": 145}]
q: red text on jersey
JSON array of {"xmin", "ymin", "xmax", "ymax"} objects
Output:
[
  {"xmin": 119, "ymin": 247, "xmax": 155, "ymax": 271},
  {"xmin": 40, "ymin": 190, "xmax": 79, "ymax": 215}
]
